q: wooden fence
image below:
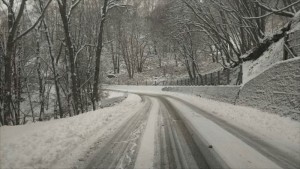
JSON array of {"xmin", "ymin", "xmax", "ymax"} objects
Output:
[{"xmin": 122, "ymin": 65, "xmax": 243, "ymax": 86}]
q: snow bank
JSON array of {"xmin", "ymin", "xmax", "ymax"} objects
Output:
[
  {"xmin": 107, "ymin": 91, "xmax": 125, "ymax": 98},
  {"xmin": 0, "ymin": 94, "xmax": 144, "ymax": 169}
]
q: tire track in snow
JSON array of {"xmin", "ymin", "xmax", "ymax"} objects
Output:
[
  {"xmin": 134, "ymin": 98, "xmax": 159, "ymax": 169},
  {"xmin": 157, "ymin": 97, "xmax": 210, "ymax": 169},
  {"xmin": 81, "ymin": 97, "xmax": 151, "ymax": 169}
]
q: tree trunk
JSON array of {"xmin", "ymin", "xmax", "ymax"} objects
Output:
[
  {"xmin": 36, "ymin": 29, "xmax": 45, "ymax": 121},
  {"xmin": 92, "ymin": 0, "xmax": 109, "ymax": 110},
  {"xmin": 42, "ymin": 20, "xmax": 64, "ymax": 118},
  {"xmin": 57, "ymin": 0, "xmax": 79, "ymax": 115},
  {"xmin": 4, "ymin": 39, "xmax": 14, "ymax": 125},
  {"xmin": 26, "ymin": 81, "xmax": 35, "ymax": 123}
]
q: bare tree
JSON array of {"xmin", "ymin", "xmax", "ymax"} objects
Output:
[
  {"xmin": 56, "ymin": 0, "xmax": 82, "ymax": 116},
  {"xmin": 2, "ymin": 0, "xmax": 52, "ymax": 125},
  {"xmin": 92, "ymin": 0, "xmax": 109, "ymax": 110}
]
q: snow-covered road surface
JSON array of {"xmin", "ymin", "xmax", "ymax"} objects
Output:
[
  {"xmin": 79, "ymin": 95, "xmax": 211, "ymax": 169},
  {"xmin": 79, "ymin": 93, "xmax": 299, "ymax": 169},
  {"xmin": 134, "ymin": 98, "xmax": 158, "ymax": 169},
  {"xmin": 1, "ymin": 87, "xmax": 299, "ymax": 169},
  {"xmin": 101, "ymin": 85, "xmax": 300, "ymax": 169}
]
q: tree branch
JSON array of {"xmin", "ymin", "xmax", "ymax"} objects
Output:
[
  {"xmin": 1, "ymin": 0, "xmax": 9, "ymax": 7},
  {"xmin": 11, "ymin": 0, "xmax": 26, "ymax": 36},
  {"xmin": 68, "ymin": 0, "xmax": 82, "ymax": 21},
  {"xmin": 13, "ymin": 0, "xmax": 53, "ymax": 43},
  {"xmin": 255, "ymin": 0, "xmax": 299, "ymax": 18}
]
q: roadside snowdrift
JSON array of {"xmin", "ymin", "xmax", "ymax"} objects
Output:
[{"xmin": 0, "ymin": 94, "xmax": 143, "ymax": 169}]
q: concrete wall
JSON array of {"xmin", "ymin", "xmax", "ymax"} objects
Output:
[
  {"xmin": 237, "ymin": 58, "xmax": 300, "ymax": 120},
  {"xmin": 163, "ymin": 58, "xmax": 300, "ymax": 120},
  {"xmin": 162, "ymin": 86, "xmax": 240, "ymax": 104}
]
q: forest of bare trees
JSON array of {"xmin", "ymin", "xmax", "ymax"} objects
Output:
[{"xmin": 0, "ymin": 0, "xmax": 299, "ymax": 126}]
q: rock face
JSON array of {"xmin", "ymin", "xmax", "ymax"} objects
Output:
[{"xmin": 237, "ymin": 58, "xmax": 300, "ymax": 120}]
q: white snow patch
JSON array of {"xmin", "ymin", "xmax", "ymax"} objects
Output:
[
  {"xmin": 0, "ymin": 94, "xmax": 144, "ymax": 169},
  {"xmin": 107, "ymin": 91, "xmax": 125, "ymax": 98}
]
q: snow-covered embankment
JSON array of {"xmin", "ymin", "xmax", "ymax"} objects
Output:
[{"xmin": 0, "ymin": 94, "xmax": 144, "ymax": 169}]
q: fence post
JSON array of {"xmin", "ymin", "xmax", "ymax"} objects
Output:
[
  {"xmin": 236, "ymin": 65, "xmax": 243, "ymax": 85},
  {"xmin": 200, "ymin": 75, "xmax": 203, "ymax": 85},
  {"xmin": 227, "ymin": 69, "xmax": 230, "ymax": 85},
  {"xmin": 217, "ymin": 71, "xmax": 220, "ymax": 85},
  {"xmin": 155, "ymin": 81, "xmax": 157, "ymax": 86},
  {"xmin": 205, "ymin": 74, "xmax": 207, "ymax": 85},
  {"xmin": 196, "ymin": 77, "xmax": 199, "ymax": 86},
  {"xmin": 210, "ymin": 73, "xmax": 213, "ymax": 85}
]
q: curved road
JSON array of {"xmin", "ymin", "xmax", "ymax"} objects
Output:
[{"xmin": 78, "ymin": 94, "xmax": 300, "ymax": 169}]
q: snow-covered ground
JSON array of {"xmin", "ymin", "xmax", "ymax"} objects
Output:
[
  {"xmin": 106, "ymin": 91, "xmax": 125, "ymax": 98},
  {"xmin": 0, "ymin": 94, "xmax": 144, "ymax": 169},
  {"xmin": 106, "ymin": 85, "xmax": 300, "ymax": 158}
]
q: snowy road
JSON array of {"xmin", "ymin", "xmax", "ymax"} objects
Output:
[
  {"xmin": 1, "ymin": 89, "xmax": 299, "ymax": 169},
  {"xmin": 79, "ymin": 95, "xmax": 210, "ymax": 169},
  {"xmin": 80, "ymin": 92, "xmax": 299, "ymax": 169}
]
